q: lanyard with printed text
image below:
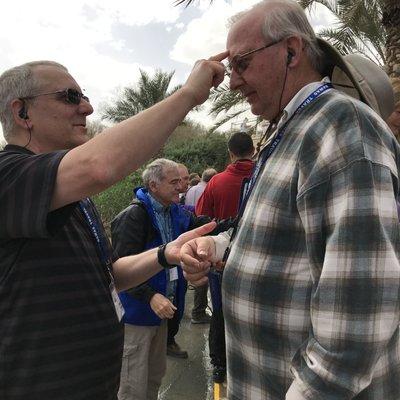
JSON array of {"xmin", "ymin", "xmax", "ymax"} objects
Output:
[
  {"xmin": 79, "ymin": 198, "xmax": 125, "ymax": 321},
  {"xmin": 224, "ymin": 83, "xmax": 333, "ymax": 261},
  {"xmin": 79, "ymin": 198, "xmax": 113, "ymax": 278},
  {"xmin": 244, "ymin": 83, "xmax": 332, "ymax": 207}
]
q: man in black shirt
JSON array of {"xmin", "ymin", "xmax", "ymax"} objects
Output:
[{"xmin": 0, "ymin": 57, "xmax": 225, "ymax": 399}]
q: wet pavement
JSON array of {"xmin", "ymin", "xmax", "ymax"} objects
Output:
[{"xmin": 159, "ymin": 287, "xmax": 223, "ymax": 400}]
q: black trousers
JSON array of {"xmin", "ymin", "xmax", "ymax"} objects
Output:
[
  {"xmin": 167, "ymin": 310, "xmax": 180, "ymax": 345},
  {"xmin": 191, "ymin": 283, "xmax": 209, "ymax": 318},
  {"xmin": 167, "ymin": 283, "xmax": 188, "ymax": 345},
  {"xmin": 209, "ymin": 308, "xmax": 226, "ymax": 368}
]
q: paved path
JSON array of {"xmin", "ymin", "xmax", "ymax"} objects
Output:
[{"xmin": 159, "ymin": 287, "xmax": 227, "ymax": 400}]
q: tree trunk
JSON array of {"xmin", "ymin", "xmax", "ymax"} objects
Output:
[{"xmin": 382, "ymin": 0, "xmax": 400, "ymax": 105}]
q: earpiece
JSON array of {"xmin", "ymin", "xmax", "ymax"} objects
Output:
[
  {"xmin": 19, "ymin": 105, "xmax": 28, "ymax": 120},
  {"xmin": 287, "ymin": 51, "xmax": 294, "ymax": 66}
]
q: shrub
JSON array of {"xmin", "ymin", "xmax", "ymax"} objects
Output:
[{"xmin": 93, "ymin": 170, "xmax": 142, "ymax": 236}]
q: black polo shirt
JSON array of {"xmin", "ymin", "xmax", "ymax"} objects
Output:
[{"xmin": 0, "ymin": 145, "xmax": 123, "ymax": 400}]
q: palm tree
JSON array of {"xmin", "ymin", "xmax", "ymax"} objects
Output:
[
  {"xmin": 208, "ymin": 83, "xmax": 249, "ymax": 132},
  {"xmin": 381, "ymin": 0, "xmax": 400, "ymax": 80},
  {"xmin": 298, "ymin": 0, "xmax": 399, "ymax": 101},
  {"xmin": 101, "ymin": 69, "xmax": 181, "ymax": 123},
  {"xmin": 300, "ymin": 0, "xmax": 385, "ymax": 65}
]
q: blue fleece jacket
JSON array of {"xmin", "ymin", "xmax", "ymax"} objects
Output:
[{"xmin": 119, "ymin": 187, "xmax": 191, "ymax": 326}]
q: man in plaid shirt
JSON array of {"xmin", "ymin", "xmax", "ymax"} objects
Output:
[{"xmin": 180, "ymin": 0, "xmax": 400, "ymax": 399}]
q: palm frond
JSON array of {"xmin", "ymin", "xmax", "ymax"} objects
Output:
[
  {"xmin": 300, "ymin": 0, "xmax": 386, "ymax": 65},
  {"xmin": 209, "ymin": 84, "xmax": 245, "ymax": 117},
  {"xmin": 319, "ymin": 25, "xmax": 385, "ymax": 64},
  {"xmin": 100, "ymin": 69, "xmax": 177, "ymax": 122},
  {"xmin": 298, "ymin": 0, "xmax": 339, "ymax": 15},
  {"xmin": 209, "ymin": 109, "xmax": 249, "ymax": 133}
]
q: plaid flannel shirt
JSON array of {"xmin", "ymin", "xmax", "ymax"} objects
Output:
[{"xmin": 222, "ymin": 88, "xmax": 400, "ymax": 399}]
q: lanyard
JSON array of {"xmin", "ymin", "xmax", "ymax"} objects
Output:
[
  {"xmin": 224, "ymin": 83, "xmax": 332, "ymax": 261},
  {"xmin": 244, "ymin": 83, "xmax": 332, "ymax": 207},
  {"xmin": 79, "ymin": 198, "xmax": 113, "ymax": 279}
]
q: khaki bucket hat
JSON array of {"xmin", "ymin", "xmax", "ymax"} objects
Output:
[{"xmin": 318, "ymin": 38, "xmax": 395, "ymax": 120}]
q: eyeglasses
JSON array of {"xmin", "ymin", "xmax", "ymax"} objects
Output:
[
  {"xmin": 21, "ymin": 88, "xmax": 90, "ymax": 105},
  {"xmin": 226, "ymin": 40, "xmax": 281, "ymax": 76}
]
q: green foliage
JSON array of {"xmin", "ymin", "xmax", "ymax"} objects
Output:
[
  {"xmin": 92, "ymin": 170, "xmax": 143, "ymax": 235},
  {"xmin": 299, "ymin": 0, "xmax": 386, "ymax": 65},
  {"xmin": 163, "ymin": 125, "xmax": 229, "ymax": 173}
]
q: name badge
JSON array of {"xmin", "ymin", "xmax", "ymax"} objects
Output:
[
  {"xmin": 110, "ymin": 282, "xmax": 125, "ymax": 321},
  {"xmin": 169, "ymin": 267, "xmax": 178, "ymax": 281}
]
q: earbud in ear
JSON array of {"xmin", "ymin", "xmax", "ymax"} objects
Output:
[
  {"xmin": 19, "ymin": 106, "xmax": 28, "ymax": 120},
  {"xmin": 287, "ymin": 51, "xmax": 294, "ymax": 66}
]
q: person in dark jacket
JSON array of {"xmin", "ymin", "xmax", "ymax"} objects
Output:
[{"xmin": 111, "ymin": 158, "xmax": 209, "ymax": 400}]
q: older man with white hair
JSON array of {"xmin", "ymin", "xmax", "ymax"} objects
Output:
[{"xmin": 180, "ymin": 1, "xmax": 400, "ymax": 399}]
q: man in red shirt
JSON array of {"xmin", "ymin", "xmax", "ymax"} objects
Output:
[
  {"xmin": 196, "ymin": 131, "xmax": 254, "ymax": 219},
  {"xmin": 196, "ymin": 131, "xmax": 254, "ymax": 383}
]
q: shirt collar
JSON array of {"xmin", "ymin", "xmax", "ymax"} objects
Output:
[
  {"xmin": 3, "ymin": 144, "xmax": 35, "ymax": 155},
  {"xmin": 148, "ymin": 193, "xmax": 170, "ymax": 214},
  {"xmin": 277, "ymin": 76, "xmax": 331, "ymax": 131}
]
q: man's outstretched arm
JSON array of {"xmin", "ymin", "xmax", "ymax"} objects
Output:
[
  {"xmin": 51, "ymin": 52, "xmax": 228, "ymax": 210},
  {"xmin": 112, "ymin": 221, "xmax": 217, "ymax": 291}
]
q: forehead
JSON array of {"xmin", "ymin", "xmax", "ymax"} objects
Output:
[
  {"xmin": 32, "ymin": 65, "xmax": 80, "ymax": 91},
  {"xmin": 227, "ymin": 11, "xmax": 264, "ymax": 53},
  {"xmin": 177, "ymin": 165, "xmax": 189, "ymax": 177},
  {"xmin": 162, "ymin": 167, "xmax": 180, "ymax": 181}
]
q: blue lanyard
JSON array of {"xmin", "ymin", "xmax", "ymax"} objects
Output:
[
  {"xmin": 79, "ymin": 198, "xmax": 113, "ymax": 276},
  {"xmin": 242, "ymin": 83, "xmax": 332, "ymax": 210},
  {"xmin": 223, "ymin": 83, "xmax": 332, "ymax": 262}
]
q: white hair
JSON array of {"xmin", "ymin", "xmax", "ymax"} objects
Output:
[
  {"xmin": 229, "ymin": 0, "xmax": 324, "ymax": 73},
  {"xmin": 142, "ymin": 158, "xmax": 179, "ymax": 189}
]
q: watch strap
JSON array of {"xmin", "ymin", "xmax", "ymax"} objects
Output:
[{"xmin": 157, "ymin": 243, "xmax": 174, "ymax": 269}]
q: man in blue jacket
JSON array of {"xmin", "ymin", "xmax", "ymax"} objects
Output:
[{"xmin": 111, "ymin": 158, "xmax": 207, "ymax": 400}]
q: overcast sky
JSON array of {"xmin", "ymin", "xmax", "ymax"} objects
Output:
[{"xmin": 0, "ymin": 0, "xmax": 333, "ymax": 142}]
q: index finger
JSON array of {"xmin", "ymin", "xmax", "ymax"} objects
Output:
[
  {"xmin": 208, "ymin": 50, "xmax": 229, "ymax": 62},
  {"xmin": 177, "ymin": 221, "xmax": 216, "ymax": 243}
]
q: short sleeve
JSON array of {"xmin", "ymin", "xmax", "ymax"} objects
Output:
[{"xmin": 0, "ymin": 147, "xmax": 68, "ymax": 238}]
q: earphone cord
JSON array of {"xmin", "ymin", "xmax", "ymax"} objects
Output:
[
  {"xmin": 23, "ymin": 121, "xmax": 32, "ymax": 149},
  {"xmin": 256, "ymin": 61, "xmax": 289, "ymax": 155}
]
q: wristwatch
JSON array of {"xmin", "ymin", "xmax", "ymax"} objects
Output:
[{"xmin": 157, "ymin": 243, "xmax": 174, "ymax": 269}]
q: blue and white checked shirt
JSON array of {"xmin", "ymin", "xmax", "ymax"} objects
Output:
[{"xmin": 148, "ymin": 194, "xmax": 177, "ymax": 301}]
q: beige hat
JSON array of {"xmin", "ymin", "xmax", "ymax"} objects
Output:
[{"xmin": 318, "ymin": 38, "xmax": 395, "ymax": 120}]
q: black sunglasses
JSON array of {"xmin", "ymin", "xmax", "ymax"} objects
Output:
[
  {"xmin": 21, "ymin": 88, "xmax": 90, "ymax": 105},
  {"xmin": 226, "ymin": 40, "xmax": 281, "ymax": 76}
]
